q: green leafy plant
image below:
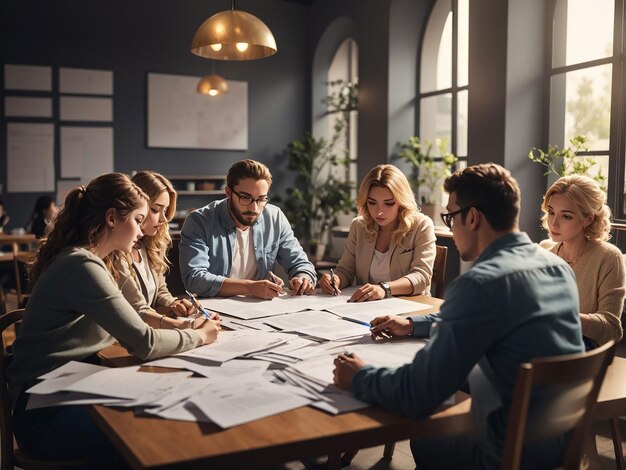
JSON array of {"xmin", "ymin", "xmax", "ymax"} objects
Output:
[
  {"xmin": 393, "ymin": 136, "xmax": 457, "ymax": 205},
  {"xmin": 280, "ymin": 80, "xmax": 357, "ymax": 252},
  {"xmin": 528, "ymin": 135, "xmax": 607, "ymax": 191}
]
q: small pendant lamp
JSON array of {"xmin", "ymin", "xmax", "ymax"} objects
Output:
[
  {"xmin": 197, "ymin": 62, "xmax": 229, "ymax": 96},
  {"xmin": 191, "ymin": 0, "xmax": 277, "ymax": 61}
]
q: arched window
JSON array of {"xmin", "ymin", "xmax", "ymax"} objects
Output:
[
  {"xmin": 549, "ymin": 0, "xmax": 622, "ymax": 214},
  {"xmin": 327, "ymin": 38, "xmax": 359, "ymax": 190},
  {"xmin": 419, "ymin": 0, "xmax": 468, "ymax": 167}
]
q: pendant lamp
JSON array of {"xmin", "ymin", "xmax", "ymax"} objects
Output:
[
  {"xmin": 197, "ymin": 62, "xmax": 229, "ymax": 96},
  {"xmin": 191, "ymin": 0, "xmax": 277, "ymax": 60}
]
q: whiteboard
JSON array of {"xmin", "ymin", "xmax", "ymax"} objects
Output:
[{"xmin": 147, "ymin": 72, "xmax": 247, "ymax": 150}]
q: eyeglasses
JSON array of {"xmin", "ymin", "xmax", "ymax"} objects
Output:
[
  {"xmin": 229, "ymin": 187, "xmax": 270, "ymax": 207},
  {"xmin": 440, "ymin": 206, "xmax": 473, "ymax": 229}
]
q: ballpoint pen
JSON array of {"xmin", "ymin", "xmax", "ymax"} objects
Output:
[
  {"xmin": 329, "ymin": 268, "xmax": 339, "ymax": 296},
  {"xmin": 184, "ymin": 289, "xmax": 212, "ymax": 319}
]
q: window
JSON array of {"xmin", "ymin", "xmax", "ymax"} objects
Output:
[
  {"xmin": 327, "ymin": 38, "xmax": 359, "ymax": 193},
  {"xmin": 419, "ymin": 0, "xmax": 469, "ymax": 167},
  {"xmin": 549, "ymin": 0, "xmax": 623, "ymax": 215}
]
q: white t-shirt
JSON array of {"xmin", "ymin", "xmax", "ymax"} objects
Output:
[
  {"xmin": 369, "ymin": 248, "xmax": 392, "ymax": 284},
  {"xmin": 230, "ymin": 227, "xmax": 258, "ymax": 280}
]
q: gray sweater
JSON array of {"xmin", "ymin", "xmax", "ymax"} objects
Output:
[{"xmin": 7, "ymin": 247, "xmax": 202, "ymax": 404}]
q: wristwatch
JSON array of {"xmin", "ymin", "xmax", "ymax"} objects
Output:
[{"xmin": 379, "ymin": 282, "xmax": 392, "ymax": 298}]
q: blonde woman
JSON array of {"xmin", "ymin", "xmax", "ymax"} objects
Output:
[
  {"xmin": 320, "ymin": 164, "xmax": 436, "ymax": 301},
  {"xmin": 116, "ymin": 171, "xmax": 210, "ymax": 330},
  {"xmin": 540, "ymin": 175, "xmax": 625, "ymax": 348}
]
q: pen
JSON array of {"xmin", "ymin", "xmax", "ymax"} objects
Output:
[
  {"xmin": 184, "ymin": 289, "xmax": 212, "ymax": 319},
  {"xmin": 329, "ymin": 268, "xmax": 339, "ymax": 296},
  {"xmin": 342, "ymin": 317, "xmax": 370, "ymax": 328}
]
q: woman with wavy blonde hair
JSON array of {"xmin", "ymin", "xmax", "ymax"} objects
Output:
[
  {"xmin": 115, "ymin": 171, "xmax": 206, "ymax": 330},
  {"xmin": 320, "ymin": 164, "xmax": 436, "ymax": 301},
  {"xmin": 540, "ymin": 174, "xmax": 624, "ymax": 348}
]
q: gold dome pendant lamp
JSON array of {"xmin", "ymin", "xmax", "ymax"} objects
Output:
[
  {"xmin": 197, "ymin": 62, "xmax": 229, "ymax": 96},
  {"xmin": 191, "ymin": 0, "xmax": 277, "ymax": 61}
]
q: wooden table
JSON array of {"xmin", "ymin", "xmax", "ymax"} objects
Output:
[
  {"xmin": 92, "ymin": 296, "xmax": 475, "ymax": 470},
  {"xmin": 0, "ymin": 233, "xmax": 36, "ymax": 262}
]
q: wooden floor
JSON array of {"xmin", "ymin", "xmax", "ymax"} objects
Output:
[{"xmin": 3, "ymin": 294, "xmax": 625, "ymax": 469}]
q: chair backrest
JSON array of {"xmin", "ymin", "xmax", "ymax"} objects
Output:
[
  {"xmin": 501, "ymin": 340, "xmax": 616, "ymax": 470},
  {"xmin": 165, "ymin": 233, "xmax": 185, "ymax": 297},
  {"xmin": 0, "ymin": 309, "xmax": 24, "ymax": 470},
  {"xmin": 432, "ymin": 245, "xmax": 447, "ymax": 299},
  {"xmin": 13, "ymin": 252, "xmax": 34, "ymax": 309}
]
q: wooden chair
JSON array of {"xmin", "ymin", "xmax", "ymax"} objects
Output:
[
  {"xmin": 432, "ymin": 245, "xmax": 448, "ymax": 299},
  {"xmin": 12, "ymin": 251, "xmax": 35, "ymax": 309},
  {"xmin": 0, "ymin": 309, "xmax": 85, "ymax": 470},
  {"xmin": 501, "ymin": 340, "xmax": 616, "ymax": 470}
]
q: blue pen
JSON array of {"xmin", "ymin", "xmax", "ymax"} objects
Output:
[{"xmin": 185, "ymin": 289, "xmax": 212, "ymax": 319}]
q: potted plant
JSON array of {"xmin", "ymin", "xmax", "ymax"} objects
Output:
[
  {"xmin": 528, "ymin": 135, "xmax": 607, "ymax": 192},
  {"xmin": 393, "ymin": 136, "xmax": 457, "ymax": 223},
  {"xmin": 280, "ymin": 80, "xmax": 357, "ymax": 261}
]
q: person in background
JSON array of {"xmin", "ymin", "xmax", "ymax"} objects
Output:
[
  {"xmin": 0, "ymin": 198, "xmax": 9, "ymax": 233},
  {"xmin": 540, "ymin": 175, "xmax": 625, "ymax": 470},
  {"xmin": 115, "ymin": 171, "xmax": 210, "ymax": 329},
  {"xmin": 28, "ymin": 195, "xmax": 58, "ymax": 238},
  {"xmin": 7, "ymin": 173, "xmax": 220, "ymax": 468},
  {"xmin": 319, "ymin": 164, "xmax": 436, "ymax": 302},
  {"xmin": 334, "ymin": 163, "xmax": 583, "ymax": 469},
  {"xmin": 540, "ymin": 174, "xmax": 624, "ymax": 348},
  {"xmin": 179, "ymin": 159, "xmax": 317, "ymax": 299}
]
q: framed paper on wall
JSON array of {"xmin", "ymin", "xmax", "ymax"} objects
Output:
[{"xmin": 147, "ymin": 72, "xmax": 248, "ymax": 150}]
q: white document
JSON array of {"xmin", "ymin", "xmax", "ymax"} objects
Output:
[
  {"xmin": 4, "ymin": 64, "xmax": 52, "ymax": 91},
  {"xmin": 37, "ymin": 360, "xmax": 107, "ymax": 380},
  {"xmin": 189, "ymin": 378, "xmax": 310, "ymax": 428},
  {"xmin": 176, "ymin": 331, "xmax": 290, "ymax": 363},
  {"xmin": 28, "ymin": 369, "xmax": 108, "ymax": 395},
  {"xmin": 7, "ymin": 123, "xmax": 55, "ymax": 192},
  {"xmin": 59, "ymin": 67, "xmax": 113, "ymax": 95},
  {"xmin": 5, "ymin": 97, "xmax": 52, "ymax": 117},
  {"xmin": 60, "ymin": 96, "xmax": 112, "ymax": 121},
  {"xmin": 60, "ymin": 126, "xmax": 113, "ymax": 181},
  {"xmin": 26, "ymin": 392, "xmax": 128, "ymax": 410},
  {"xmin": 64, "ymin": 367, "xmax": 179, "ymax": 399},
  {"xmin": 264, "ymin": 310, "xmax": 370, "ymax": 341},
  {"xmin": 325, "ymin": 297, "xmax": 432, "ymax": 324}
]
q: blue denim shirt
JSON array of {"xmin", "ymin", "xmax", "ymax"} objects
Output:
[
  {"xmin": 179, "ymin": 199, "xmax": 317, "ymax": 297},
  {"xmin": 352, "ymin": 232, "xmax": 584, "ymax": 466}
]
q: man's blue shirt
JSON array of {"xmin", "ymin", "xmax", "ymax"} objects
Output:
[
  {"xmin": 352, "ymin": 232, "xmax": 584, "ymax": 462},
  {"xmin": 179, "ymin": 199, "xmax": 316, "ymax": 297}
]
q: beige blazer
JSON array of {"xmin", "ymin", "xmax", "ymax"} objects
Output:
[{"xmin": 334, "ymin": 214, "xmax": 437, "ymax": 295}]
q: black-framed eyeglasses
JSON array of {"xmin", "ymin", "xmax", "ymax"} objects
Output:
[
  {"xmin": 229, "ymin": 187, "xmax": 270, "ymax": 207},
  {"xmin": 440, "ymin": 207, "xmax": 473, "ymax": 229}
]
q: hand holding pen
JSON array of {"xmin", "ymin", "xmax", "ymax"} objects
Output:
[
  {"xmin": 266, "ymin": 270, "xmax": 285, "ymax": 293},
  {"xmin": 185, "ymin": 289, "xmax": 218, "ymax": 320},
  {"xmin": 319, "ymin": 271, "xmax": 341, "ymax": 295}
]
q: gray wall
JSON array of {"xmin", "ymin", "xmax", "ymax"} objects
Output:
[{"xmin": 1, "ymin": 0, "xmax": 310, "ymax": 229}]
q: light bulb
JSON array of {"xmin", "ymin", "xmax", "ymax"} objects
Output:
[
  {"xmin": 236, "ymin": 42, "xmax": 249, "ymax": 52},
  {"xmin": 208, "ymin": 89, "xmax": 218, "ymax": 96},
  {"xmin": 210, "ymin": 43, "xmax": 222, "ymax": 51}
]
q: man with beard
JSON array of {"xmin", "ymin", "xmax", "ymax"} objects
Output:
[{"xmin": 179, "ymin": 159, "xmax": 316, "ymax": 299}]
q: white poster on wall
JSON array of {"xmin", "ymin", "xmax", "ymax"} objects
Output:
[
  {"xmin": 56, "ymin": 180, "xmax": 81, "ymax": 206},
  {"xmin": 60, "ymin": 96, "xmax": 113, "ymax": 122},
  {"xmin": 4, "ymin": 97, "xmax": 53, "ymax": 117},
  {"xmin": 59, "ymin": 67, "xmax": 114, "ymax": 95},
  {"xmin": 60, "ymin": 126, "xmax": 114, "ymax": 182},
  {"xmin": 147, "ymin": 72, "xmax": 247, "ymax": 150},
  {"xmin": 4, "ymin": 64, "xmax": 52, "ymax": 91},
  {"xmin": 7, "ymin": 123, "xmax": 55, "ymax": 192}
]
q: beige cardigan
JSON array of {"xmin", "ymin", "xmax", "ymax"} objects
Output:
[
  {"xmin": 334, "ymin": 214, "xmax": 436, "ymax": 295},
  {"xmin": 540, "ymin": 239, "xmax": 625, "ymax": 345}
]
